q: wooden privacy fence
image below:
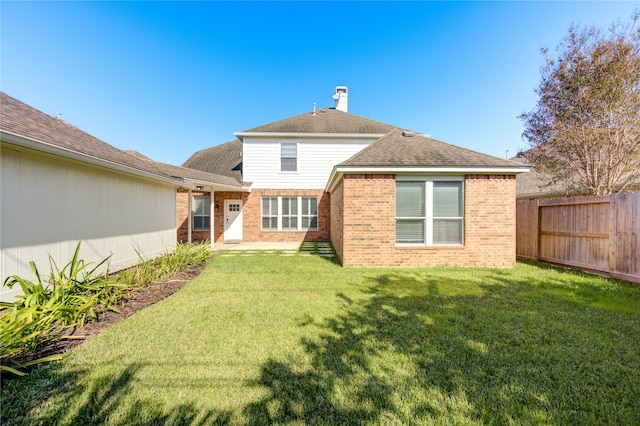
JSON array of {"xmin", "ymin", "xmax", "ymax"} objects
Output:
[{"xmin": 516, "ymin": 192, "xmax": 640, "ymax": 284}]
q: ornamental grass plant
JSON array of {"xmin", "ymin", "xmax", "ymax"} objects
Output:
[{"xmin": 0, "ymin": 242, "xmax": 211, "ymax": 376}]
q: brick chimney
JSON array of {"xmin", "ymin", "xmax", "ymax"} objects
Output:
[{"xmin": 332, "ymin": 86, "xmax": 348, "ymax": 112}]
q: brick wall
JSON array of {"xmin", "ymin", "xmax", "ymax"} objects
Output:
[
  {"xmin": 330, "ymin": 178, "xmax": 344, "ymax": 262},
  {"xmin": 178, "ymin": 189, "xmax": 330, "ymax": 243},
  {"xmin": 176, "ymin": 189, "xmax": 213, "ymax": 243},
  {"xmin": 241, "ymin": 189, "xmax": 330, "ymax": 242},
  {"xmin": 337, "ymin": 174, "xmax": 517, "ymax": 267},
  {"xmin": 212, "ymin": 191, "xmax": 252, "ymax": 243}
]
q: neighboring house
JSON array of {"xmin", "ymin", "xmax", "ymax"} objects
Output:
[
  {"xmin": 0, "ymin": 92, "xmax": 245, "ymax": 302},
  {"xmin": 181, "ymin": 86, "xmax": 529, "ymax": 267},
  {"xmin": 512, "ymin": 153, "xmax": 568, "ymax": 199},
  {"xmin": 512, "ymin": 152, "xmax": 640, "ymax": 199}
]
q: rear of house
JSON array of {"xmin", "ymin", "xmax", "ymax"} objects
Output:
[{"xmin": 181, "ymin": 86, "xmax": 529, "ymax": 267}]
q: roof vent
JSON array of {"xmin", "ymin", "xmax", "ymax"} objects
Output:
[{"xmin": 402, "ymin": 131, "xmax": 415, "ymax": 137}]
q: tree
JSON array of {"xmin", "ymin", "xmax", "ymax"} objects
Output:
[{"xmin": 520, "ymin": 13, "xmax": 640, "ymax": 195}]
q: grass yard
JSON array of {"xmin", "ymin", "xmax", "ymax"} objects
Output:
[{"xmin": 2, "ymin": 252, "xmax": 640, "ymax": 425}]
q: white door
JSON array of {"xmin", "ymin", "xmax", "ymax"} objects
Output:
[{"xmin": 224, "ymin": 200, "xmax": 243, "ymax": 241}]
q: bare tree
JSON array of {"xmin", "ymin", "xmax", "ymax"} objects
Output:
[{"xmin": 520, "ymin": 13, "xmax": 640, "ymax": 195}]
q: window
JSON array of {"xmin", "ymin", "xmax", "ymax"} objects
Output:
[
  {"xmin": 395, "ymin": 182, "xmax": 426, "ymax": 244},
  {"xmin": 281, "ymin": 143, "xmax": 297, "ymax": 172},
  {"xmin": 301, "ymin": 197, "xmax": 318, "ymax": 230},
  {"xmin": 193, "ymin": 195, "xmax": 211, "ymax": 231},
  {"xmin": 395, "ymin": 179, "xmax": 463, "ymax": 245},
  {"xmin": 282, "ymin": 197, "xmax": 298, "ymax": 230},
  {"xmin": 261, "ymin": 196, "xmax": 318, "ymax": 231},
  {"xmin": 262, "ymin": 197, "xmax": 278, "ymax": 230},
  {"xmin": 432, "ymin": 181, "xmax": 463, "ymax": 245}
]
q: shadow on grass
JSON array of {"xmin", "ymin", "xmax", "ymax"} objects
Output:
[
  {"xmin": 244, "ymin": 266, "xmax": 640, "ymax": 424},
  {"xmin": 1, "ymin": 361, "xmax": 232, "ymax": 425}
]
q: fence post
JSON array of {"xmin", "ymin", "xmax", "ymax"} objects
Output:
[
  {"xmin": 608, "ymin": 194, "xmax": 616, "ymax": 274},
  {"xmin": 535, "ymin": 199, "xmax": 541, "ymax": 260}
]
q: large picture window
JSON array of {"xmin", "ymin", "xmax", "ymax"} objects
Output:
[
  {"xmin": 395, "ymin": 179, "xmax": 463, "ymax": 245},
  {"xmin": 261, "ymin": 196, "xmax": 318, "ymax": 231},
  {"xmin": 281, "ymin": 143, "xmax": 297, "ymax": 172},
  {"xmin": 193, "ymin": 195, "xmax": 211, "ymax": 231}
]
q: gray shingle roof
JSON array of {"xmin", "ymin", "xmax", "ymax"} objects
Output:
[
  {"xmin": 242, "ymin": 107, "xmax": 396, "ymax": 134},
  {"xmin": 182, "ymin": 140, "xmax": 243, "ymax": 183},
  {"xmin": 125, "ymin": 148, "xmax": 243, "ymax": 188},
  {"xmin": 0, "ymin": 92, "xmax": 243, "ymax": 189},
  {"xmin": 339, "ymin": 128, "xmax": 529, "ymax": 169},
  {"xmin": 510, "ymin": 154, "xmax": 565, "ymax": 198}
]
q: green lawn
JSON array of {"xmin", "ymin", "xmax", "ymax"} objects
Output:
[{"xmin": 2, "ymin": 252, "xmax": 640, "ymax": 425}]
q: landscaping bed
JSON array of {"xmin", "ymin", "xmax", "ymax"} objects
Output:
[{"xmin": 36, "ymin": 263, "xmax": 205, "ymax": 359}]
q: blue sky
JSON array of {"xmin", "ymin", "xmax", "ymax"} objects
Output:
[{"xmin": 2, "ymin": 1, "xmax": 638, "ymax": 165}]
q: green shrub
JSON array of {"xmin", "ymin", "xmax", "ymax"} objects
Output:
[
  {"xmin": 1, "ymin": 242, "xmax": 211, "ymax": 376},
  {"xmin": 0, "ymin": 243, "xmax": 124, "ymax": 375}
]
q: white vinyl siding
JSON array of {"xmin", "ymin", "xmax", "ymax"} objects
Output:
[
  {"xmin": 395, "ymin": 178, "xmax": 464, "ymax": 246},
  {"xmin": 193, "ymin": 195, "xmax": 211, "ymax": 231},
  {"xmin": 243, "ymin": 137, "xmax": 379, "ymax": 189},
  {"xmin": 1, "ymin": 145, "xmax": 177, "ymax": 302},
  {"xmin": 261, "ymin": 196, "xmax": 318, "ymax": 231}
]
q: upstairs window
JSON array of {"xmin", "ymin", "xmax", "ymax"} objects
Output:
[
  {"xmin": 193, "ymin": 195, "xmax": 211, "ymax": 231},
  {"xmin": 281, "ymin": 143, "xmax": 297, "ymax": 172},
  {"xmin": 395, "ymin": 178, "xmax": 463, "ymax": 245}
]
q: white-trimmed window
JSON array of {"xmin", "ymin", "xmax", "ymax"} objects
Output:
[
  {"xmin": 301, "ymin": 197, "xmax": 318, "ymax": 230},
  {"xmin": 395, "ymin": 178, "xmax": 464, "ymax": 245},
  {"xmin": 262, "ymin": 197, "xmax": 278, "ymax": 230},
  {"xmin": 193, "ymin": 195, "xmax": 211, "ymax": 231},
  {"xmin": 261, "ymin": 196, "xmax": 318, "ymax": 231},
  {"xmin": 281, "ymin": 143, "xmax": 297, "ymax": 172},
  {"xmin": 282, "ymin": 197, "xmax": 298, "ymax": 230}
]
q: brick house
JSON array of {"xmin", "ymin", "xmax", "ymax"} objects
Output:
[{"xmin": 180, "ymin": 86, "xmax": 529, "ymax": 267}]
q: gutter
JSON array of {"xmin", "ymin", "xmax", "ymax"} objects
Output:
[
  {"xmin": 181, "ymin": 178, "xmax": 251, "ymax": 192},
  {"xmin": 1, "ymin": 130, "xmax": 182, "ymax": 187},
  {"xmin": 325, "ymin": 165, "xmax": 531, "ymax": 192},
  {"xmin": 234, "ymin": 132, "xmax": 388, "ymax": 141}
]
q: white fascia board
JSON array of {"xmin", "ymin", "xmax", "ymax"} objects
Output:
[
  {"xmin": 325, "ymin": 165, "xmax": 530, "ymax": 192},
  {"xmin": 182, "ymin": 178, "xmax": 251, "ymax": 192},
  {"xmin": 337, "ymin": 166, "xmax": 530, "ymax": 174},
  {"xmin": 1, "ymin": 130, "xmax": 181, "ymax": 187},
  {"xmin": 234, "ymin": 132, "xmax": 387, "ymax": 140}
]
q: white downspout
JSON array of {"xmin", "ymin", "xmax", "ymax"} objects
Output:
[{"xmin": 187, "ymin": 188, "xmax": 192, "ymax": 243}]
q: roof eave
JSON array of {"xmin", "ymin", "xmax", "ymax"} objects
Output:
[
  {"xmin": 1, "ymin": 130, "xmax": 181, "ymax": 187},
  {"xmin": 234, "ymin": 131, "xmax": 388, "ymax": 141},
  {"xmin": 325, "ymin": 165, "xmax": 531, "ymax": 192},
  {"xmin": 181, "ymin": 178, "xmax": 251, "ymax": 192}
]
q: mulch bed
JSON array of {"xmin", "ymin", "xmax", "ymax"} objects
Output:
[{"xmin": 1, "ymin": 263, "xmax": 206, "ymax": 379}]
